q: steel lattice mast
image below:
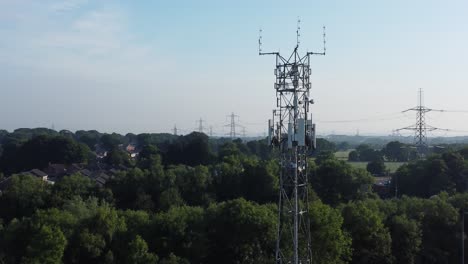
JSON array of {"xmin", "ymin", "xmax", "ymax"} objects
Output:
[
  {"xmin": 227, "ymin": 112, "xmax": 238, "ymax": 139},
  {"xmin": 397, "ymin": 89, "xmax": 445, "ymax": 158},
  {"xmin": 260, "ymin": 20, "xmax": 325, "ymax": 264}
]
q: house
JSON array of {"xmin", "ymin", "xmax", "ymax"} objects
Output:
[
  {"xmin": 373, "ymin": 176, "xmax": 392, "ymax": 198},
  {"xmin": 93, "ymin": 172, "xmax": 111, "ymax": 187},
  {"xmin": 67, "ymin": 163, "xmax": 84, "ymax": 174},
  {"xmin": 45, "ymin": 163, "xmax": 67, "ymax": 178},
  {"xmin": 108, "ymin": 168, "xmax": 120, "ymax": 175},
  {"xmin": 79, "ymin": 169, "xmax": 92, "ymax": 178},
  {"xmin": 126, "ymin": 144, "xmax": 136, "ymax": 153},
  {"xmin": 24, "ymin": 169, "xmax": 48, "ymax": 181}
]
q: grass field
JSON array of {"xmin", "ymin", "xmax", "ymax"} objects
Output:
[
  {"xmin": 334, "ymin": 151, "xmax": 405, "ymax": 173},
  {"xmin": 334, "ymin": 150, "xmax": 351, "ymax": 160},
  {"xmin": 346, "ymin": 161, "xmax": 405, "ymax": 173}
]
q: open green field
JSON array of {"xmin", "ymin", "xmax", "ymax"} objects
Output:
[
  {"xmin": 346, "ymin": 161, "xmax": 405, "ymax": 173},
  {"xmin": 334, "ymin": 151, "xmax": 405, "ymax": 173},
  {"xmin": 335, "ymin": 150, "xmax": 351, "ymax": 160}
]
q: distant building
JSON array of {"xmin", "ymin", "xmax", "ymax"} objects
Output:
[
  {"xmin": 373, "ymin": 176, "xmax": 392, "ymax": 198},
  {"xmin": 24, "ymin": 169, "xmax": 48, "ymax": 181},
  {"xmin": 126, "ymin": 144, "xmax": 136, "ymax": 153},
  {"xmin": 79, "ymin": 169, "xmax": 92, "ymax": 178},
  {"xmin": 93, "ymin": 172, "xmax": 111, "ymax": 187},
  {"xmin": 45, "ymin": 163, "xmax": 67, "ymax": 178}
]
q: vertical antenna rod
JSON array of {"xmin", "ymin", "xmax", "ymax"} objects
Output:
[{"xmin": 296, "ymin": 18, "xmax": 301, "ymax": 47}]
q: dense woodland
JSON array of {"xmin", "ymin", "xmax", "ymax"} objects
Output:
[{"xmin": 0, "ymin": 128, "xmax": 468, "ymax": 263}]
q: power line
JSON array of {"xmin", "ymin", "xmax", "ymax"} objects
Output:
[{"xmin": 317, "ymin": 112, "xmax": 408, "ymax": 123}]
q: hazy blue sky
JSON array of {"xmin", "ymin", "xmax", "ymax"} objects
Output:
[{"xmin": 1, "ymin": 0, "xmax": 468, "ymax": 136}]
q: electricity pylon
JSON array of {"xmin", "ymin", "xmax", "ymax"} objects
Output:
[{"xmin": 397, "ymin": 89, "xmax": 446, "ymax": 158}]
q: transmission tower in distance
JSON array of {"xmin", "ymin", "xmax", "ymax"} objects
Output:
[
  {"xmin": 226, "ymin": 112, "xmax": 240, "ymax": 139},
  {"xmin": 260, "ymin": 19, "xmax": 324, "ymax": 264},
  {"xmin": 396, "ymin": 89, "xmax": 446, "ymax": 158},
  {"xmin": 173, "ymin": 125, "xmax": 178, "ymax": 136},
  {"xmin": 196, "ymin": 118, "xmax": 205, "ymax": 133}
]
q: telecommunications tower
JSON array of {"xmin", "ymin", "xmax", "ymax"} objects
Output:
[{"xmin": 260, "ymin": 19, "xmax": 325, "ymax": 264}]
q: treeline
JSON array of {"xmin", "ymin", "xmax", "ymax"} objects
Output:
[
  {"xmin": 347, "ymin": 141, "xmax": 460, "ymax": 163},
  {"xmin": 0, "ymin": 128, "xmax": 273, "ymax": 175},
  {"xmin": 1, "ymin": 128, "xmax": 468, "ymax": 263}
]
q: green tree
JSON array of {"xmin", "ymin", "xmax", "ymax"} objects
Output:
[
  {"xmin": 22, "ymin": 225, "xmax": 67, "ymax": 264},
  {"xmin": 165, "ymin": 132, "xmax": 214, "ymax": 166},
  {"xmin": 100, "ymin": 133, "xmax": 125, "ymax": 150},
  {"xmin": 137, "ymin": 145, "xmax": 161, "ymax": 170},
  {"xmin": 212, "ymin": 157, "xmax": 244, "ymax": 201},
  {"xmin": 118, "ymin": 210, "xmax": 151, "ymax": 237},
  {"xmin": 76, "ymin": 130, "xmax": 101, "ymax": 150},
  {"xmin": 315, "ymin": 138, "xmax": 336, "ymax": 155},
  {"xmin": 337, "ymin": 141, "xmax": 350, "ymax": 151},
  {"xmin": 341, "ymin": 201, "xmax": 393, "ymax": 264},
  {"xmin": 0, "ymin": 174, "xmax": 51, "ymax": 221},
  {"xmin": 104, "ymin": 147, "xmax": 132, "ymax": 167},
  {"xmin": 348, "ymin": 150, "xmax": 359, "ymax": 161},
  {"xmin": 312, "ymin": 159, "xmax": 373, "ymax": 205},
  {"xmin": 356, "ymin": 144, "xmax": 383, "ymax": 162},
  {"xmin": 309, "ymin": 200, "xmax": 352, "ymax": 264},
  {"xmin": 32, "ymin": 208, "xmax": 78, "ymax": 239},
  {"xmin": 442, "ymin": 151, "xmax": 467, "ymax": 192},
  {"xmin": 367, "ymin": 159, "xmax": 386, "ymax": 175},
  {"xmin": 159, "ymin": 187, "xmax": 185, "ymax": 211},
  {"xmin": 172, "ymin": 165, "xmax": 213, "ymax": 206},
  {"xmin": 383, "ymin": 141, "xmax": 408, "ymax": 162},
  {"xmin": 159, "ymin": 253, "xmax": 189, "ymax": 264},
  {"xmin": 205, "ymin": 198, "xmax": 276, "ymax": 264},
  {"xmin": 108, "ymin": 168, "xmax": 162, "ymax": 210},
  {"xmin": 51, "ymin": 173, "xmax": 96, "ymax": 206},
  {"xmin": 153, "ymin": 206, "xmax": 206, "ymax": 262},
  {"xmin": 65, "ymin": 201, "xmax": 126, "ymax": 263},
  {"xmin": 0, "ymin": 135, "xmax": 90, "ymax": 173},
  {"xmin": 388, "ymin": 215, "xmax": 421, "ymax": 264},
  {"xmin": 246, "ymin": 139, "xmax": 273, "ymax": 160},
  {"xmin": 218, "ymin": 142, "xmax": 242, "ymax": 160},
  {"xmin": 241, "ymin": 160, "xmax": 278, "ymax": 203},
  {"xmin": 20, "ymin": 135, "xmax": 90, "ymax": 170},
  {"xmin": 124, "ymin": 235, "xmax": 158, "ymax": 264},
  {"xmin": 394, "ymin": 156, "xmax": 454, "ymax": 197}
]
